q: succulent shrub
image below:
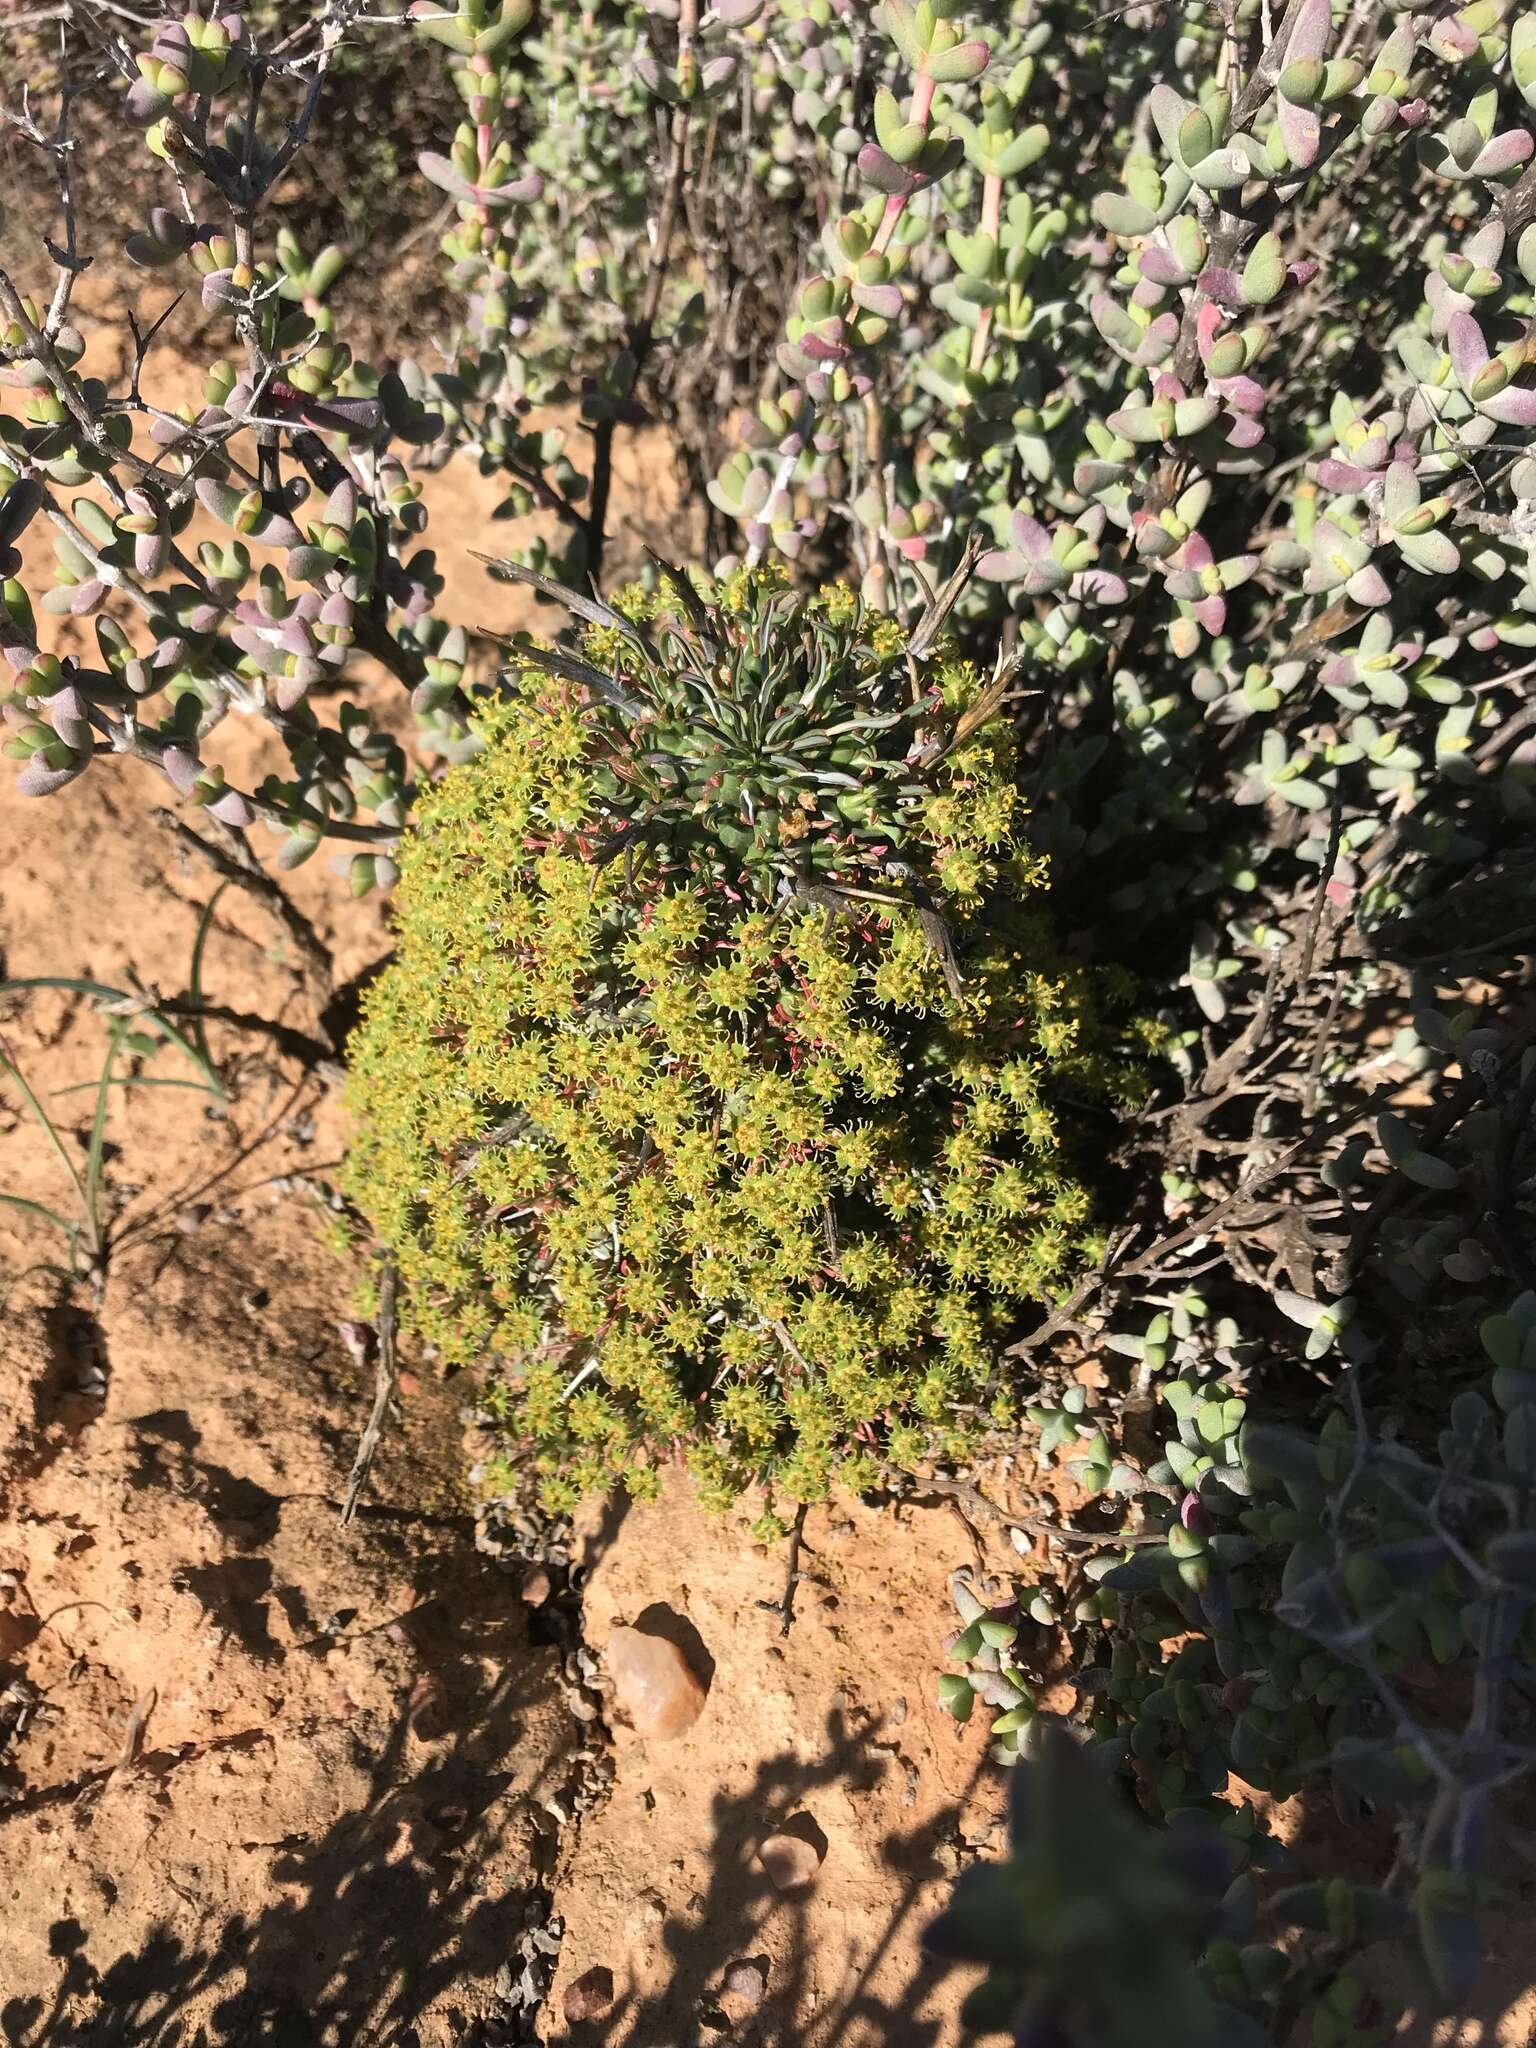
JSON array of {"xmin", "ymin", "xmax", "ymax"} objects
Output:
[
  {"xmin": 931, "ymin": 996, "xmax": 1536, "ymax": 2040},
  {"xmin": 0, "ymin": 0, "xmax": 779, "ymax": 883},
  {"xmin": 344, "ymin": 569, "xmax": 1144, "ymax": 1511},
  {"xmin": 703, "ymin": 0, "xmax": 1536, "ymax": 1029},
  {"xmin": 5, "ymin": 0, "xmax": 1533, "ymax": 971},
  {"xmin": 931, "ymin": 1326, "xmax": 1536, "ymax": 2045},
  {"xmin": 925, "ymin": 1719, "xmax": 1250, "ymax": 2048}
]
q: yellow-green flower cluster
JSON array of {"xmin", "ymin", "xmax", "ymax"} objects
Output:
[{"xmin": 345, "ymin": 583, "xmax": 1141, "ymax": 1512}]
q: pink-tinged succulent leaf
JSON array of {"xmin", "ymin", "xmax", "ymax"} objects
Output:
[
  {"xmin": 851, "ymin": 281, "xmax": 903, "ymax": 321},
  {"xmin": 278, "ymin": 617, "xmax": 317, "ymax": 660},
  {"xmin": 1482, "ymin": 383, "xmax": 1536, "ymax": 425},
  {"xmin": 47, "ymin": 686, "xmax": 91, "ymax": 750},
  {"xmin": 798, "ymin": 327, "xmax": 848, "ymax": 363},
  {"xmin": 1471, "ymin": 130, "xmax": 1535, "ymax": 178},
  {"xmin": 1382, "ymin": 460, "xmax": 1420, "ymax": 525},
  {"xmin": 1213, "ymin": 374, "xmax": 1267, "ymax": 415},
  {"xmin": 924, "ymin": 37, "xmax": 989, "ymax": 85},
  {"xmin": 858, "ymin": 144, "xmax": 918, "ymax": 197},
  {"xmin": 1193, "ymin": 592, "xmax": 1227, "ymax": 633},
  {"xmin": 1009, "ymin": 511, "xmax": 1052, "ymax": 557},
  {"xmin": 416, "ymin": 151, "xmax": 477, "ymax": 202},
  {"xmin": 275, "ymin": 671, "xmax": 316, "ymax": 712},
  {"xmin": 1139, "ymin": 246, "xmax": 1189, "ymax": 287},
  {"xmin": 1091, "ymin": 293, "xmax": 1141, "ymax": 349},
  {"xmin": 125, "ymin": 78, "xmax": 173, "ymax": 124},
  {"xmin": 228, "ymin": 622, "xmax": 267, "ymax": 660},
  {"xmin": 1074, "ymin": 459, "xmax": 1129, "ymax": 493},
  {"xmin": 162, "ymin": 746, "xmax": 203, "ymax": 796},
  {"xmin": 1106, "ymin": 406, "xmax": 1168, "ymax": 442},
  {"xmin": 134, "ymin": 531, "xmax": 169, "ymax": 579},
  {"xmin": 16, "ymin": 752, "xmax": 85, "ymax": 796},
  {"xmin": 321, "ymin": 480, "xmax": 358, "ymax": 529},
  {"xmin": 1221, "ymin": 413, "xmax": 1267, "ymax": 449},
  {"xmin": 1424, "ymin": 273, "xmax": 1472, "ymax": 335},
  {"xmin": 1074, "ymin": 569, "xmax": 1129, "ymax": 604},
  {"xmin": 1140, "ymin": 313, "xmax": 1180, "ymax": 363},
  {"xmin": 1287, "ymin": 0, "xmax": 1332, "ymax": 63},
  {"xmin": 1195, "ymin": 302, "xmax": 1225, "ymax": 359},
  {"xmin": 1022, "ymin": 562, "xmax": 1070, "ymax": 595},
  {"xmin": 1316, "ymin": 458, "xmax": 1374, "ymax": 492},
  {"xmin": 1430, "ymin": 13, "xmax": 1479, "ymax": 59},
  {"xmin": 982, "ymin": 549, "xmax": 1044, "ymax": 596},
  {"xmin": 1277, "ymin": 96, "xmax": 1322, "ymax": 169},
  {"xmin": 1346, "ymin": 564, "xmax": 1393, "ymax": 607},
  {"xmin": 201, "ymin": 270, "xmax": 244, "ymax": 315},
  {"xmin": 1447, "ymin": 311, "xmax": 1491, "ymax": 388},
  {"xmin": 207, "ymin": 788, "xmax": 256, "ymax": 828},
  {"xmin": 482, "ymin": 172, "xmax": 543, "ymax": 206},
  {"xmin": 1197, "ymin": 265, "xmax": 1244, "ymax": 309}
]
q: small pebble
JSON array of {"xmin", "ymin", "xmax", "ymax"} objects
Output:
[
  {"xmin": 723, "ymin": 1958, "xmax": 768, "ymax": 2009},
  {"xmin": 563, "ymin": 1965, "xmax": 615, "ymax": 2023},
  {"xmin": 756, "ymin": 1830, "xmax": 824, "ymax": 1893},
  {"xmin": 606, "ymin": 1624, "xmax": 708, "ymax": 1739},
  {"xmin": 406, "ymin": 1675, "xmax": 449, "ymax": 1743}
]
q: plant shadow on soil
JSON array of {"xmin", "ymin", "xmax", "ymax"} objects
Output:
[
  {"xmin": 2, "ymin": 1592, "xmax": 568, "ymax": 2047},
  {"xmin": 1, "ymin": 1688, "xmax": 984, "ymax": 2048},
  {"xmin": 0, "ymin": 1375, "xmax": 626, "ymax": 2047},
  {"xmin": 548, "ymin": 1718, "xmax": 987, "ymax": 2048}
]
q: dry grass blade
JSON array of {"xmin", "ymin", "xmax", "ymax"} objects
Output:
[
  {"xmin": 905, "ymin": 530, "xmax": 986, "ymax": 662},
  {"xmin": 472, "ymin": 552, "xmax": 646, "ymax": 646}
]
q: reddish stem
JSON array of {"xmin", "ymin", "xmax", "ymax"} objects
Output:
[
  {"xmin": 967, "ymin": 171, "xmax": 1004, "ymax": 376},
  {"xmin": 872, "ymin": 71, "xmax": 937, "ymax": 257}
]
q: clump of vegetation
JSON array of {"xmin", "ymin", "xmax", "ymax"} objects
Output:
[
  {"xmin": 345, "ymin": 570, "xmax": 1142, "ymax": 1511},
  {"xmin": 6, "ymin": 0, "xmax": 1536, "ymax": 2036},
  {"xmin": 930, "ymin": 1000, "xmax": 1536, "ymax": 2039}
]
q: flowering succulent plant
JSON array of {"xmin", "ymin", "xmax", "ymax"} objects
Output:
[{"xmin": 344, "ymin": 569, "xmax": 1145, "ymax": 1512}]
